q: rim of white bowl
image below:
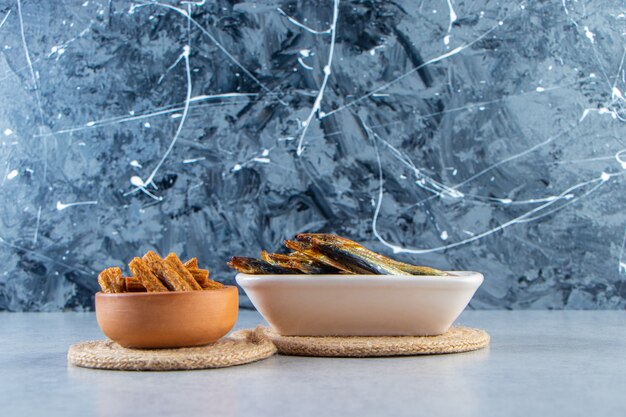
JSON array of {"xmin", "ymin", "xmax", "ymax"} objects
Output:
[{"xmin": 236, "ymin": 271, "xmax": 484, "ymax": 288}]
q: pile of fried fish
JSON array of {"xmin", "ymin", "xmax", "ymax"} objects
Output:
[{"xmin": 227, "ymin": 233, "xmax": 448, "ymax": 276}]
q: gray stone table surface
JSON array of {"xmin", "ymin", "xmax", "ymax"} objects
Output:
[{"xmin": 1, "ymin": 310, "xmax": 624, "ymax": 417}]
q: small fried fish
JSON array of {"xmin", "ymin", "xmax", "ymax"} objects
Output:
[
  {"xmin": 261, "ymin": 250, "xmax": 340, "ymax": 274},
  {"xmin": 227, "ymin": 256, "xmax": 300, "ymax": 274},
  {"xmin": 297, "ymin": 233, "xmax": 448, "ymax": 276},
  {"xmin": 306, "ymin": 236, "xmax": 406, "ymax": 275},
  {"xmin": 284, "ymin": 240, "xmax": 356, "ymax": 274}
]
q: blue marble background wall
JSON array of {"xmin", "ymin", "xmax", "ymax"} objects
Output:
[{"xmin": 0, "ymin": 0, "xmax": 624, "ymax": 311}]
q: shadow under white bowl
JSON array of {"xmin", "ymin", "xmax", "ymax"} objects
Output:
[{"xmin": 236, "ymin": 271, "xmax": 483, "ymax": 336}]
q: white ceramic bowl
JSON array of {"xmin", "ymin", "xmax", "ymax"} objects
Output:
[{"xmin": 236, "ymin": 271, "xmax": 483, "ymax": 336}]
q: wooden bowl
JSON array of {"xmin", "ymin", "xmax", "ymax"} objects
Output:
[{"xmin": 95, "ymin": 286, "xmax": 238, "ymax": 348}]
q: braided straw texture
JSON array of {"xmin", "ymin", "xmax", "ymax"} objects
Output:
[
  {"xmin": 68, "ymin": 327, "xmax": 276, "ymax": 371},
  {"xmin": 264, "ymin": 326, "xmax": 490, "ymax": 357}
]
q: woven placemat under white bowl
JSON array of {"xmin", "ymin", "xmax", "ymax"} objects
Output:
[
  {"xmin": 263, "ymin": 326, "xmax": 490, "ymax": 357},
  {"xmin": 68, "ymin": 328, "xmax": 276, "ymax": 371}
]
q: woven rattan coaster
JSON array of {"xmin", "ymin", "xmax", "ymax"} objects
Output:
[
  {"xmin": 68, "ymin": 328, "xmax": 276, "ymax": 371},
  {"xmin": 263, "ymin": 326, "xmax": 489, "ymax": 357}
]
